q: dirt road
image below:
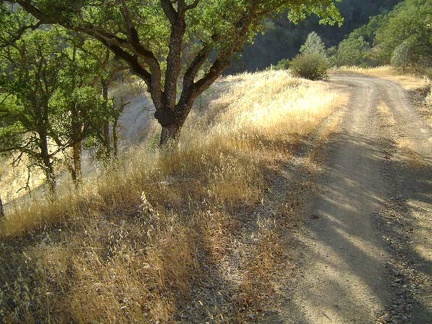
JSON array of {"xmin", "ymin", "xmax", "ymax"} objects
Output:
[{"xmin": 282, "ymin": 74, "xmax": 432, "ymax": 323}]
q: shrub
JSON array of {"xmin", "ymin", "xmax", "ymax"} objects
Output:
[
  {"xmin": 290, "ymin": 53, "xmax": 329, "ymax": 80},
  {"xmin": 273, "ymin": 58, "xmax": 290, "ymax": 70},
  {"xmin": 391, "ymin": 38, "xmax": 415, "ymax": 70}
]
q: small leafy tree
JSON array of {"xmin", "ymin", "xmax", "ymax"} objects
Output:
[
  {"xmin": 274, "ymin": 58, "xmax": 291, "ymax": 70},
  {"xmin": 49, "ymin": 34, "xmax": 128, "ymax": 181},
  {"xmin": 76, "ymin": 36, "xmax": 129, "ymax": 159},
  {"xmin": 4, "ymin": 0, "xmax": 342, "ymax": 147},
  {"xmin": 0, "ymin": 13, "xmax": 125, "ymax": 189},
  {"xmin": 299, "ymin": 31, "xmax": 327, "ymax": 57},
  {"xmin": 390, "ymin": 37, "xmax": 415, "ymax": 70},
  {"xmin": 0, "ymin": 27, "xmax": 66, "ymax": 192}
]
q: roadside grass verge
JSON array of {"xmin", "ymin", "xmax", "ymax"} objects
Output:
[
  {"xmin": 335, "ymin": 66, "xmax": 430, "ymax": 90},
  {"xmin": 0, "ymin": 70, "xmax": 340, "ymax": 322}
]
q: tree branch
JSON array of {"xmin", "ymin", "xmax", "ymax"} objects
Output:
[
  {"xmin": 178, "ymin": 44, "xmax": 211, "ymax": 106},
  {"xmin": 186, "ymin": 0, "xmax": 200, "ymax": 11},
  {"xmin": 0, "ymin": 21, "xmax": 43, "ymax": 47},
  {"xmin": 162, "ymin": 0, "xmax": 188, "ymax": 109},
  {"xmin": 14, "ymin": 0, "xmax": 57, "ymax": 24},
  {"xmin": 161, "ymin": 0, "xmax": 177, "ymax": 25}
]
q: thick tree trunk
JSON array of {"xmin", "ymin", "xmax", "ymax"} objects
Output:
[
  {"xmin": 160, "ymin": 123, "xmax": 181, "ymax": 147},
  {"xmin": 44, "ymin": 166, "xmax": 56, "ymax": 194},
  {"xmin": 155, "ymin": 101, "xmax": 192, "ymax": 148}
]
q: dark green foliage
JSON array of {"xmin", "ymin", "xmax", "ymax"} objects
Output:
[
  {"xmin": 375, "ymin": 0, "xmax": 432, "ymax": 69},
  {"xmin": 327, "ymin": 0, "xmax": 431, "ymax": 72},
  {"xmin": 274, "ymin": 58, "xmax": 291, "ymax": 70},
  {"xmin": 330, "ymin": 13, "xmax": 389, "ymax": 67},
  {"xmin": 330, "ymin": 36, "xmax": 371, "ymax": 67},
  {"xmin": 228, "ymin": 0, "xmax": 402, "ymax": 72},
  {"xmin": 290, "ymin": 53, "xmax": 329, "ymax": 80}
]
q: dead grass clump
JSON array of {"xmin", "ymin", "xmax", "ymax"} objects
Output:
[
  {"xmin": 0, "ymin": 70, "xmax": 340, "ymax": 322},
  {"xmin": 66, "ymin": 223, "xmax": 198, "ymax": 323},
  {"xmin": 235, "ymin": 230, "xmax": 285, "ymax": 314}
]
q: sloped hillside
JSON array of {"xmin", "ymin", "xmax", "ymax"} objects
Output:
[{"xmin": 0, "ymin": 70, "xmax": 343, "ymax": 322}]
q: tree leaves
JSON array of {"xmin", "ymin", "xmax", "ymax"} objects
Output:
[
  {"xmin": 374, "ymin": 0, "xmax": 432, "ymax": 67},
  {"xmin": 4, "ymin": 0, "xmax": 342, "ymax": 145}
]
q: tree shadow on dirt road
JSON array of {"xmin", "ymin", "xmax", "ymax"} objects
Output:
[{"xmin": 283, "ymin": 130, "xmax": 432, "ymax": 323}]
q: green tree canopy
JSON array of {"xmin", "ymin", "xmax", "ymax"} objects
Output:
[
  {"xmin": 331, "ymin": 35, "xmax": 370, "ymax": 66},
  {"xmin": 0, "ymin": 12, "xmax": 124, "ymax": 190},
  {"xmin": 375, "ymin": 0, "xmax": 432, "ymax": 68},
  {"xmin": 2, "ymin": 0, "xmax": 342, "ymax": 146},
  {"xmin": 0, "ymin": 26, "xmax": 68, "ymax": 191}
]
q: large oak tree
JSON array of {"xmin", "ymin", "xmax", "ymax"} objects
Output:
[{"xmin": 2, "ymin": 0, "xmax": 342, "ymax": 146}]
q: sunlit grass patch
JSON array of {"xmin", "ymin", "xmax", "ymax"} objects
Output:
[
  {"xmin": 336, "ymin": 66, "xmax": 430, "ymax": 90},
  {"xmin": 0, "ymin": 69, "xmax": 341, "ymax": 323}
]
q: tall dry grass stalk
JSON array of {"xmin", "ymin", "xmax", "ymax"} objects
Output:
[{"xmin": 0, "ymin": 70, "xmax": 339, "ymax": 322}]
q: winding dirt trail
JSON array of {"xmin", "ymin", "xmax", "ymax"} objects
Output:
[{"xmin": 282, "ymin": 74, "xmax": 432, "ymax": 324}]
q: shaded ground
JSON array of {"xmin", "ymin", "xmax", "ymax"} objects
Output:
[{"xmin": 276, "ymin": 74, "xmax": 432, "ymax": 323}]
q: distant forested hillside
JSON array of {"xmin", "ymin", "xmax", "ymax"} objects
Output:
[{"xmin": 228, "ymin": 0, "xmax": 402, "ymax": 73}]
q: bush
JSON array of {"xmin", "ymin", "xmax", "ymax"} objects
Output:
[
  {"xmin": 391, "ymin": 38, "xmax": 415, "ymax": 70},
  {"xmin": 273, "ymin": 58, "xmax": 290, "ymax": 70},
  {"xmin": 290, "ymin": 53, "xmax": 329, "ymax": 80}
]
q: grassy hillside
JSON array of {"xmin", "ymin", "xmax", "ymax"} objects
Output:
[{"xmin": 0, "ymin": 70, "xmax": 343, "ymax": 322}]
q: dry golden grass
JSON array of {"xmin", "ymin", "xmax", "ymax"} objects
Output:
[
  {"xmin": 426, "ymin": 87, "xmax": 432, "ymax": 107},
  {"xmin": 0, "ymin": 154, "xmax": 47, "ymax": 205},
  {"xmin": 336, "ymin": 66, "xmax": 431, "ymax": 91},
  {"xmin": 0, "ymin": 70, "xmax": 340, "ymax": 322}
]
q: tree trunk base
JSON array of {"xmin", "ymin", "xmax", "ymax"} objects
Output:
[{"xmin": 160, "ymin": 124, "xmax": 181, "ymax": 148}]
